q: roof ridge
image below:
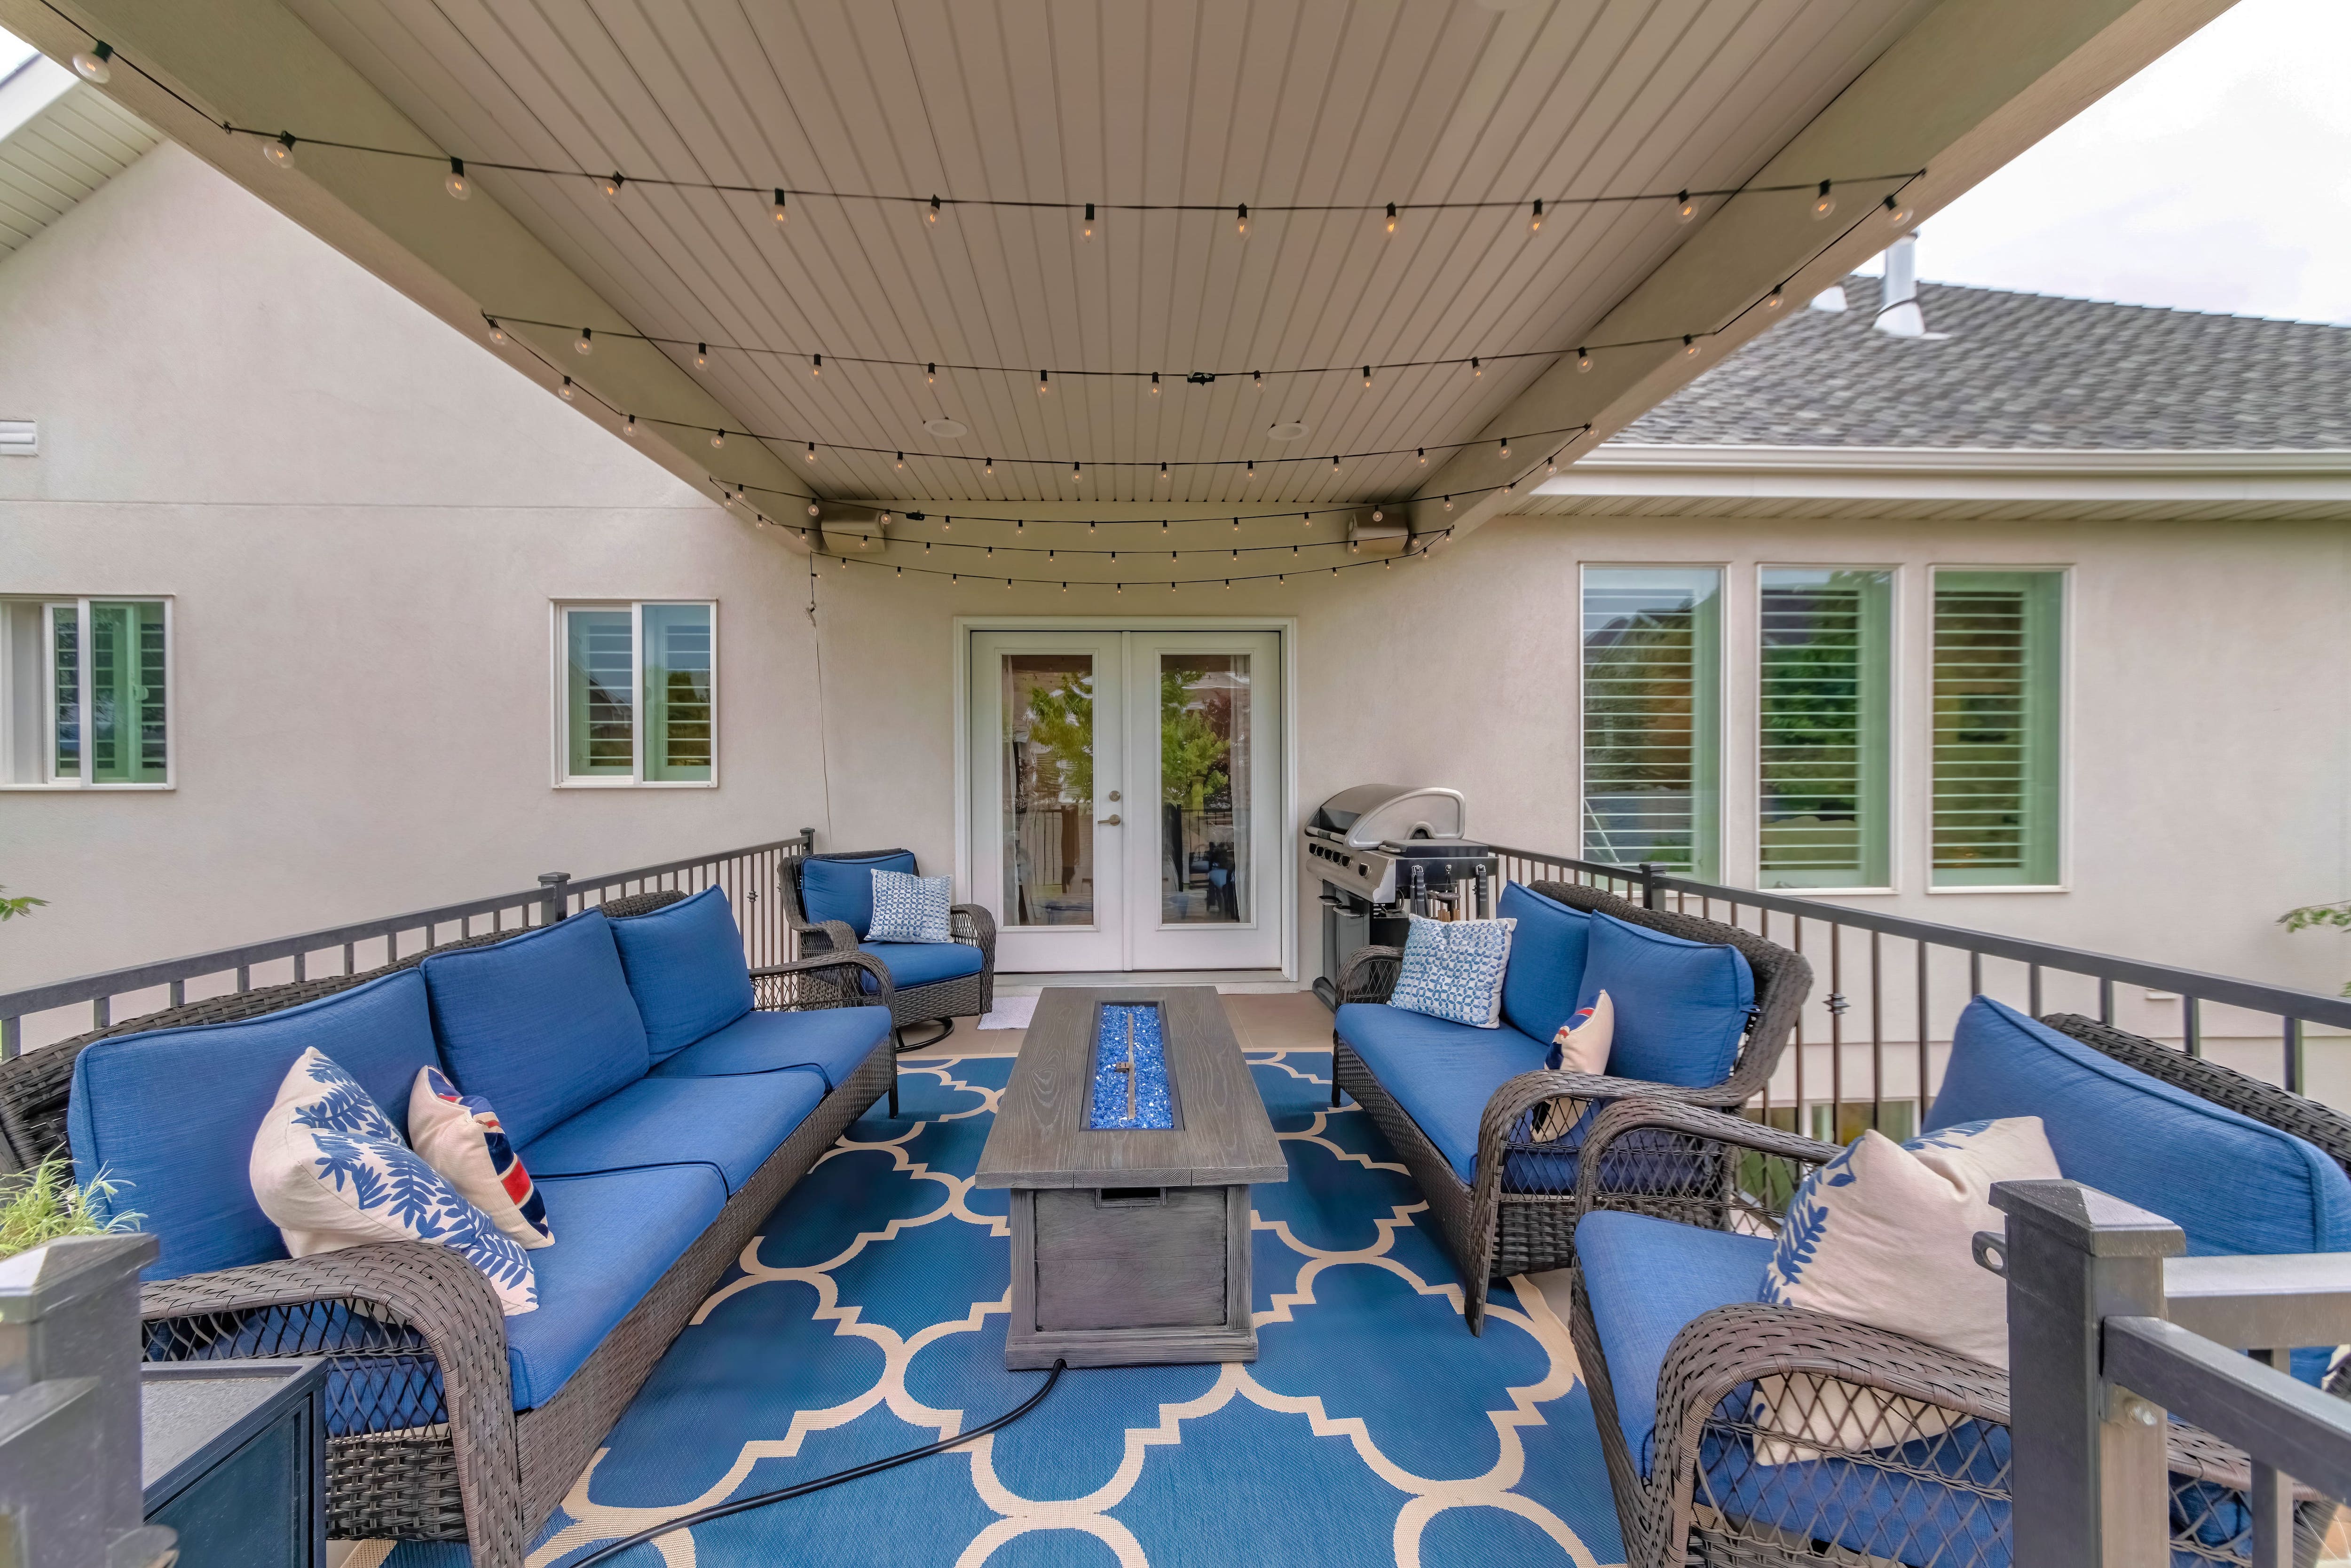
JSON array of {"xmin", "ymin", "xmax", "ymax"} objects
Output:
[{"xmin": 1838, "ymin": 270, "xmax": 2351, "ymax": 332}]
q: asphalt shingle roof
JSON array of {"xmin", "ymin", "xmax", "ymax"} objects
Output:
[{"xmin": 1613, "ymin": 277, "xmax": 2351, "ymax": 450}]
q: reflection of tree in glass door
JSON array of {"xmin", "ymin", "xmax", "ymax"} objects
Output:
[
  {"xmin": 1160, "ymin": 656, "xmax": 1249, "ymax": 925},
  {"xmin": 1004, "ymin": 656, "xmax": 1096, "ymax": 926}
]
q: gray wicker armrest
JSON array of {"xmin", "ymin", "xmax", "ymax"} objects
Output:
[
  {"xmin": 1335, "ymin": 945, "xmax": 1404, "ymax": 1004},
  {"xmin": 950, "ymin": 904, "xmax": 996, "ymax": 961},
  {"xmin": 750, "ymin": 949, "xmax": 893, "ymax": 1011},
  {"xmin": 143, "ymin": 1241, "xmax": 526, "ymax": 1568},
  {"xmin": 791, "ymin": 917, "xmax": 860, "ymax": 959}
]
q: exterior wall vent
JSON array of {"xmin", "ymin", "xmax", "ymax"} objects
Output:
[{"xmin": 0, "ymin": 420, "xmax": 34, "ymax": 456}]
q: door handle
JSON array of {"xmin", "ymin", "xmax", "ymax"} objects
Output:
[{"xmin": 1097, "ymin": 814, "xmax": 1122, "ymax": 827}]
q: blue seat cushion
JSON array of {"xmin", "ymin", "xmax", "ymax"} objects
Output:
[
  {"xmin": 608, "ymin": 887, "xmax": 756, "ymax": 1061},
  {"xmin": 800, "ymin": 852, "xmax": 918, "ymax": 940},
  {"xmin": 1498, "ymin": 882, "xmax": 1590, "ymax": 1044},
  {"xmin": 505, "ymin": 1165, "xmax": 727, "ymax": 1410},
  {"xmin": 1578, "ymin": 913, "xmax": 1755, "ymax": 1088},
  {"xmin": 1931, "ymin": 994, "xmax": 2351, "ymax": 1385},
  {"xmin": 651, "ymin": 1004, "xmax": 891, "ymax": 1093},
  {"xmin": 421, "ymin": 912, "xmax": 650, "ymax": 1148},
  {"xmin": 1574, "ymin": 1209, "xmax": 1774, "ymax": 1476},
  {"xmin": 1333, "ymin": 1002, "xmax": 1549, "ymax": 1183},
  {"xmin": 860, "ymin": 940, "xmax": 986, "ymax": 993},
  {"xmin": 516, "ymin": 1070, "xmax": 827, "ymax": 1194},
  {"xmin": 68, "ymin": 970, "xmax": 442, "ymax": 1280}
]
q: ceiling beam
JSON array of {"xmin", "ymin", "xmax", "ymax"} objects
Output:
[
  {"xmin": 1411, "ymin": 0, "xmax": 2239, "ymax": 540},
  {"xmin": 0, "ymin": 0, "xmax": 811, "ymax": 546}
]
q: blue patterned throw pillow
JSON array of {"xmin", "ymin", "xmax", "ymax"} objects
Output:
[
  {"xmin": 867, "ymin": 868, "xmax": 954, "ymax": 943},
  {"xmin": 1387, "ymin": 914, "xmax": 1517, "ymax": 1028},
  {"xmin": 250, "ymin": 1047, "xmax": 537, "ymax": 1315}
]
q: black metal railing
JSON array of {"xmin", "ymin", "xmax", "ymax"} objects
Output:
[
  {"xmin": 1490, "ymin": 846, "xmax": 2351, "ymax": 1129},
  {"xmin": 0, "ymin": 830, "xmax": 816, "ymax": 1056}
]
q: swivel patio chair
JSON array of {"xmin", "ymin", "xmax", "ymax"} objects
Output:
[
  {"xmin": 1567, "ymin": 997, "xmax": 2351, "ymax": 1568},
  {"xmin": 781, "ymin": 848, "xmax": 996, "ymax": 1053},
  {"xmin": 1330, "ymin": 877, "xmax": 1811, "ymax": 1332}
]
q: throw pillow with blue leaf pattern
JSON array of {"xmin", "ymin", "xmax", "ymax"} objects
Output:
[
  {"xmin": 249, "ymin": 1047, "xmax": 537, "ymax": 1315},
  {"xmin": 868, "ymin": 868, "xmax": 954, "ymax": 943},
  {"xmin": 1748, "ymin": 1115, "xmax": 2056, "ymax": 1460},
  {"xmin": 1388, "ymin": 914, "xmax": 1516, "ymax": 1028}
]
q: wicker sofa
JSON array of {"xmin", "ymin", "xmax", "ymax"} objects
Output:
[
  {"xmin": 782, "ymin": 848, "xmax": 996, "ymax": 1050},
  {"xmin": 1329, "ymin": 878, "xmax": 1812, "ymax": 1332},
  {"xmin": 1569, "ymin": 996, "xmax": 2351, "ymax": 1568},
  {"xmin": 25, "ymin": 886, "xmax": 894, "ymax": 1568}
]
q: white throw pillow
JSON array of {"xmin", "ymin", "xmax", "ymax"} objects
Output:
[
  {"xmin": 1387, "ymin": 914, "xmax": 1516, "ymax": 1028},
  {"xmin": 1750, "ymin": 1116, "xmax": 2058, "ymax": 1460},
  {"xmin": 249, "ymin": 1048, "xmax": 537, "ymax": 1315},
  {"xmin": 868, "ymin": 868, "xmax": 954, "ymax": 943},
  {"xmin": 408, "ymin": 1066, "xmax": 553, "ymax": 1250},
  {"xmin": 1527, "ymin": 991, "xmax": 1615, "ymax": 1141}
]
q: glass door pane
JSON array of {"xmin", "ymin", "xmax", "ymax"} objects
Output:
[
  {"xmin": 1003, "ymin": 654, "xmax": 1097, "ymax": 927},
  {"xmin": 1157, "ymin": 654, "xmax": 1250, "ymax": 925}
]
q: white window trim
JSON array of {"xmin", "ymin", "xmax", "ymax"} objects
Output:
[
  {"xmin": 0, "ymin": 595, "xmax": 175, "ymax": 790},
  {"xmin": 1922, "ymin": 564, "xmax": 2070, "ymax": 894},
  {"xmin": 550, "ymin": 599, "xmax": 720, "ymax": 789},
  {"xmin": 1750, "ymin": 563, "xmax": 1902, "ymax": 896}
]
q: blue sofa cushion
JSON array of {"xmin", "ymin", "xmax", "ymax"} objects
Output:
[
  {"xmin": 608, "ymin": 887, "xmax": 756, "ymax": 1061},
  {"xmin": 800, "ymin": 851, "xmax": 918, "ymax": 940},
  {"xmin": 421, "ymin": 913, "xmax": 649, "ymax": 1148},
  {"xmin": 1931, "ymin": 994, "xmax": 2351, "ymax": 1385},
  {"xmin": 1578, "ymin": 913, "xmax": 1754, "ymax": 1088},
  {"xmin": 651, "ymin": 1004, "xmax": 891, "ymax": 1093},
  {"xmin": 516, "ymin": 1071, "xmax": 828, "ymax": 1194},
  {"xmin": 1575, "ymin": 1209, "xmax": 1774, "ymax": 1476},
  {"xmin": 1498, "ymin": 882, "xmax": 1590, "ymax": 1044},
  {"xmin": 505, "ymin": 1165, "xmax": 727, "ymax": 1410},
  {"xmin": 1334, "ymin": 1002, "xmax": 1550, "ymax": 1182},
  {"xmin": 68, "ymin": 970, "xmax": 442, "ymax": 1280},
  {"xmin": 859, "ymin": 940, "xmax": 986, "ymax": 993}
]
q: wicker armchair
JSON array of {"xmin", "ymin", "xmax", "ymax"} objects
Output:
[
  {"xmin": 1568, "ymin": 1015, "xmax": 2351, "ymax": 1568},
  {"xmin": 781, "ymin": 849, "xmax": 996, "ymax": 1051},
  {"xmin": 3, "ymin": 893, "xmax": 895, "ymax": 1568},
  {"xmin": 1330, "ymin": 880, "xmax": 1812, "ymax": 1332}
]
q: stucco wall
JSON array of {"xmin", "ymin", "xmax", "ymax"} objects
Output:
[{"xmin": 6, "ymin": 144, "xmax": 2348, "ymax": 1101}]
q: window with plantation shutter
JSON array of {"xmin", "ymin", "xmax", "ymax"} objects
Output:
[
  {"xmin": 1932, "ymin": 570, "xmax": 2061, "ymax": 886},
  {"xmin": 1759, "ymin": 569, "xmax": 1892, "ymax": 889},
  {"xmin": 1581, "ymin": 567, "xmax": 1721, "ymax": 879},
  {"xmin": 0, "ymin": 597, "xmax": 170, "ymax": 788},
  {"xmin": 557, "ymin": 602, "xmax": 718, "ymax": 786}
]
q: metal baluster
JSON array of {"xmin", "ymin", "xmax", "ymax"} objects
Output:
[
  {"xmin": 2028, "ymin": 964, "xmax": 2043, "ymax": 1016},
  {"xmin": 2099, "ymin": 976, "xmax": 2115, "ymax": 1025},
  {"xmin": 1870, "ymin": 930, "xmax": 1885, "ymax": 1133},
  {"xmin": 1828, "ymin": 923, "xmax": 1845, "ymax": 1140},
  {"xmin": 1917, "ymin": 939, "xmax": 1933, "ymax": 1121},
  {"xmin": 2183, "ymin": 995, "xmax": 2201, "ymax": 1058},
  {"xmin": 169, "ymin": 980, "xmax": 184, "ymax": 1006},
  {"xmin": 95, "ymin": 996, "xmax": 110, "ymax": 1028},
  {"xmin": 1, "ymin": 1016, "xmax": 17, "ymax": 1061},
  {"xmin": 294, "ymin": 952, "xmax": 306, "ymax": 982},
  {"xmin": 1969, "ymin": 949, "xmax": 1982, "ymax": 997},
  {"xmin": 236, "ymin": 965, "xmax": 249, "ymax": 994},
  {"xmin": 2248, "ymin": 1348, "xmax": 2293, "ymax": 1568},
  {"xmin": 2286, "ymin": 1017, "xmax": 2305, "ymax": 1095},
  {"xmin": 1791, "ymin": 916, "xmax": 1806, "ymax": 1120}
]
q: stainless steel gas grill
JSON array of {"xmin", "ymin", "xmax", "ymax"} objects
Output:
[{"xmin": 1304, "ymin": 785, "xmax": 1496, "ymax": 1008}]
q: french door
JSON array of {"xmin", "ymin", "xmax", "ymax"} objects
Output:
[{"xmin": 968, "ymin": 629, "xmax": 1285, "ymax": 973}]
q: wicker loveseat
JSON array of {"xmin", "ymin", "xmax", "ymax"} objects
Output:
[
  {"xmin": 25, "ymin": 886, "xmax": 894, "ymax": 1568},
  {"xmin": 782, "ymin": 848, "xmax": 996, "ymax": 1051},
  {"xmin": 1570, "ymin": 995, "xmax": 2351, "ymax": 1568},
  {"xmin": 1330, "ymin": 878, "xmax": 1812, "ymax": 1332}
]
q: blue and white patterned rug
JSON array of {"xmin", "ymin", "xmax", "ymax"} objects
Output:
[{"xmin": 388, "ymin": 1049, "xmax": 1624, "ymax": 1567}]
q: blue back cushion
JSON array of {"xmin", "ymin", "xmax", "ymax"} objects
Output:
[
  {"xmin": 1498, "ymin": 882, "xmax": 1590, "ymax": 1045},
  {"xmin": 421, "ymin": 912, "xmax": 649, "ymax": 1146},
  {"xmin": 67, "ymin": 970, "xmax": 442, "ymax": 1280},
  {"xmin": 798, "ymin": 852, "xmax": 917, "ymax": 939},
  {"xmin": 1575, "ymin": 912, "xmax": 1755, "ymax": 1087},
  {"xmin": 608, "ymin": 887, "xmax": 756, "ymax": 1061}
]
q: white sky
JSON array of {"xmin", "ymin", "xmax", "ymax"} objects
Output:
[
  {"xmin": 1868, "ymin": 0, "xmax": 2351, "ymax": 323},
  {"xmin": 5, "ymin": 4, "xmax": 2346, "ymax": 322}
]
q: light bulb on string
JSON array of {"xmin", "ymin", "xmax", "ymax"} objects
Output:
[
  {"xmin": 445, "ymin": 158, "xmax": 471, "ymax": 200},
  {"xmin": 1812, "ymin": 180, "xmax": 1836, "ymax": 220},
  {"xmin": 1417, "ymin": 448, "xmax": 1427, "ymax": 465},
  {"xmin": 1471, "ymin": 357, "xmax": 1482, "ymax": 378},
  {"xmin": 926, "ymin": 195, "xmax": 940, "ymax": 224},
  {"xmin": 1683, "ymin": 335, "xmax": 1699, "ymax": 357},
  {"xmin": 1498, "ymin": 438, "xmax": 1510, "ymax": 458},
  {"xmin": 1547, "ymin": 454, "xmax": 1559, "ymax": 475},
  {"xmin": 1246, "ymin": 460, "xmax": 1256, "ymax": 481},
  {"xmin": 71, "ymin": 42, "xmax": 112, "ymax": 82},
  {"xmin": 811, "ymin": 354, "xmax": 822, "ymax": 377},
  {"xmin": 710, "ymin": 429, "xmax": 726, "ymax": 449},
  {"xmin": 804, "ymin": 442, "xmax": 816, "ymax": 461},
  {"xmin": 1676, "ymin": 190, "xmax": 1696, "ymax": 223},
  {"xmin": 1038, "ymin": 370, "xmax": 1050, "ymax": 395},
  {"xmin": 1159, "ymin": 462, "xmax": 1169, "ymax": 482},
  {"xmin": 984, "ymin": 457, "xmax": 993, "ymax": 475},
  {"xmin": 1443, "ymin": 496, "xmax": 1453, "ymax": 511},
  {"xmin": 1331, "ymin": 456, "xmax": 1341, "ymax": 473},
  {"xmin": 1362, "ymin": 366, "xmax": 1373, "ymax": 388},
  {"xmin": 1235, "ymin": 203, "xmax": 1248, "ymax": 237},
  {"xmin": 601, "ymin": 173, "xmax": 624, "ymax": 199},
  {"xmin": 807, "ymin": 503, "xmax": 820, "ymax": 516},
  {"xmin": 263, "ymin": 133, "xmax": 296, "ymax": 169},
  {"xmin": 575, "ymin": 328, "xmax": 592, "ymax": 355},
  {"xmin": 1232, "ymin": 517, "xmax": 1241, "ymax": 531},
  {"xmin": 1577, "ymin": 347, "xmax": 1592, "ymax": 373},
  {"xmin": 1766, "ymin": 286, "xmax": 1785, "ymax": 311},
  {"xmin": 1385, "ymin": 202, "xmax": 1397, "ymax": 235},
  {"xmin": 926, "ymin": 363, "xmax": 936, "ymax": 384},
  {"xmin": 1082, "ymin": 202, "xmax": 1095, "ymax": 240},
  {"xmin": 624, "ymin": 415, "xmax": 638, "ymax": 438},
  {"xmin": 559, "ymin": 376, "xmax": 575, "ymax": 402},
  {"xmin": 772, "ymin": 189, "xmax": 788, "ymax": 224},
  {"xmin": 894, "ymin": 452, "xmax": 905, "ymax": 470},
  {"xmin": 1252, "ymin": 370, "xmax": 1263, "ymax": 391},
  {"xmin": 1529, "ymin": 198, "xmax": 1543, "ymax": 233},
  {"xmin": 1150, "ymin": 371, "xmax": 1161, "ymax": 396},
  {"xmin": 486, "ymin": 321, "xmax": 508, "ymax": 346},
  {"xmin": 694, "ymin": 343, "xmax": 708, "ymax": 367},
  {"xmin": 1884, "ymin": 194, "xmax": 1914, "ymax": 228}
]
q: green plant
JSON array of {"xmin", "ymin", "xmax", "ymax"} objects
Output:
[
  {"xmin": 0, "ymin": 1157, "xmax": 140, "ymax": 1260},
  {"xmin": 0, "ymin": 884, "xmax": 44, "ymax": 922},
  {"xmin": 2277, "ymin": 899, "xmax": 2351, "ymax": 997}
]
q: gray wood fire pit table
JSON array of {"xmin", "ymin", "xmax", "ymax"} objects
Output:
[{"xmin": 975, "ymin": 985, "xmax": 1287, "ymax": 1370}]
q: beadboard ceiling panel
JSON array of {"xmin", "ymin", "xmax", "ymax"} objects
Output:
[
  {"xmin": 272, "ymin": 0, "xmax": 1937, "ymax": 507},
  {"xmin": 0, "ymin": 58, "xmax": 158, "ymax": 257}
]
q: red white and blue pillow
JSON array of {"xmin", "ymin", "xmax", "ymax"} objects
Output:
[{"xmin": 407, "ymin": 1065, "xmax": 553, "ymax": 1250}]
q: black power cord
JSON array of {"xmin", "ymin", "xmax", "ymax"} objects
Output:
[{"xmin": 567, "ymin": 1358, "xmax": 1069, "ymax": 1567}]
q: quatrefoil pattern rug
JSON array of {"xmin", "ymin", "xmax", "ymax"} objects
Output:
[{"xmin": 389, "ymin": 1049, "xmax": 1625, "ymax": 1568}]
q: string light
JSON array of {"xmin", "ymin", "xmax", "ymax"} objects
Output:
[
  {"xmin": 1331, "ymin": 455, "xmax": 1341, "ymax": 473},
  {"xmin": 1038, "ymin": 370, "xmax": 1050, "ymax": 394},
  {"xmin": 1547, "ymin": 454, "xmax": 1559, "ymax": 475},
  {"xmin": 895, "ymin": 451, "xmax": 905, "ymax": 469},
  {"xmin": 812, "ymin": 354, "xmax": 822, "ymax": 376},
  {"xmin": 487, "ymin": 321, "xmax": 507, "ymax": 345},
  {"xmin": 1362, "ymin": 366, "xmax": 1373, "ymax": 388},
  {"xmin": 559, "ymin": 376, "xmax": 575, "ymax": 401},
  {"xmin": 624, "ymin": 415, "xmax": 637, "ymax": 437},
  {"xmin": 1385, "ymin": 202, "xmax": 1397, "ymax": 234},
  {"xmin": 1529, "ymin": 199, "xmax": 1543, "ymax": 233},
  {"xmin": 1676, "ymin": 190, "xmax": 1696, "ymax": 223},
  {"xmin": 1082, "ymin": 202, "xmax": 1095, "ymax": 239},
  {"xmin": 927, "ymin": 194, "xmax": 941, "ymax": 224},
  {"xmin": 1813, "ymin": 180, "xmax": 1836, "ymax": 220},
  {"xmin": 263, "ymin": 132, "xmax": 295, "ymax": 169},
  {"xmin": 1884, "ymin": 194, "xmax": 1914, "ymax": 227},
  {"xmin": 1236, "ymin": 203, "xmax": 1248, "ymax": 237},
  {"xmin": 1417, "ymin": 448, "xmax": 1426, "ymax": 464},
  {"xmin": 71, "ymin": 42, "xmax": 112, "ymax": 82},
  {"xmin": 575, "ymin": 327, "xmax": 592, "ymax": 355},
  {"xmin": 1246, "ymin": 460, "xmax": 1255, "ymax": 480},
  {"xmin": 601, "ymin": 173, "xmax": 623, "ymax": 199},
  {"xmin": 927, "ymin": 363, "xmax": 936, "ymax": 383},
  {"xmin": 1499, "ymin": 438, "xmax": 1510, "ymax": 458},
  {"xmin": 694, "ymin": 343, "xmax": 708, "ymax": 367},
  {"xmin": 1577, "ymin": 347, "xmax": 1591, "ymax": 373},
  {"xmin": 805, "ymin": 441, "xmax": 815, "ymax": 460},
  {"xmin": 1151, "ymin": 371, "xmax": 1161, "ymax": 396},
  {"xmin": 710, "ymin": 429, "xmax": 725, "ymax": 449},
  {"xmin": 1683, "ymin": 335, "xmax": 1699, "ymax": 356},
  {"xmin": 984, "ymin": 457, "xmax": 993, "ymax": 474},
  {"xmin": 773, "ymin": 189, "xmax": 788, "ymax": 224},
  {"xmin": 1159, "ymin": 462, "xmax": 1169, "ymax": 482},
  {"xmin": 1253, "ymin": 370, "xmax": 1263, "ymax": 390},
  {"xmin": 445, "ymin": 158, "xmax": 471, "ymax": 200},
  {"xmin": 1766, "ymin": 286, "xmax": 1785, "ymax": 311}
]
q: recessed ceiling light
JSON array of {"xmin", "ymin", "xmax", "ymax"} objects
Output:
[
  {"xmin": 1266, "ymin": 421, "xmax": 1308, "ymax": 442},
  {"xmin": 924, "ymin": 418, "xmax": 969, "ymax": 438}
]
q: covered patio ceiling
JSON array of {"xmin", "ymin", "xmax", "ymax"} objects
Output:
[{"xmin": 6, "ymin": 0, "xmax": 2233, "ymax": 550}]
